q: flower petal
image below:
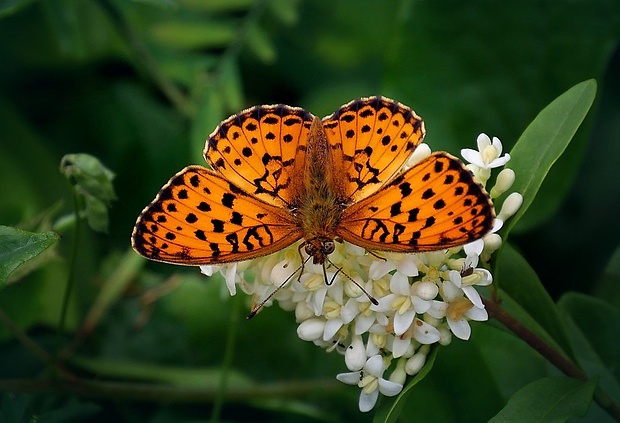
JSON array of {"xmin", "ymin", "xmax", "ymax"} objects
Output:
[
  {"xmin": 447, "ymin": 317, "xmax": 471, "ymax": 340},
  {"xmin": 396, "ymin": 256, "xmax": 418, "ymax": 276},
  {"xmin": 477, "ymin": 133, "xmax": 491, "ymax": 150},
  {"xmin": 355, "ymin": 314, "xmax": 375, "ymax": 334},
  {"xmin": 461, "ymin": 148, "xmax": 485, "ymax": 167},
  {"xmin": 369, "ymin": 260, "xmax": 396, "ymax": 280},
  {"xmin": 426, "ymin": 300, "xmax": 448, "ymax": 319},
  {"xmin": 323, "ymin": 318, "xmax": 343, "ymax": 341},
  {"xmin": 336, "ymin": 371, "xmax": 361, "ymax": 385},
  {"xmin": 412, "ymin": 296, "xmax": 431, "ymax": 314},
  {"xmin": 466, "ymin": 305, "xmax": 489, "ymax": 321},
  {"xmin": 394, "ymin": 310, "xmax": 415, "ymax": 336},
  {"xmin": 364, "ymin": 355, "xmax": 385, "ymax": 376},
  {"xmin": 449, "ymin": 270, "xmax": 462, "ymax": 287},
  {"xmin": 389, "ymin": 271, "xmax": 411, "ymax": 295},
  {"xmin": 462, "ymin": 286, "xmax": 483, "ymax": 309},
  {"xmin": 224, "ymin": 263, "xmax": 238, "ymax": 296},
  {"xmin": 359, "ymin": 389, "xmax": 379, "ymax": 412},
  {"xmin": 392, "ymin": 334, "xmax": 411, "ymax": 358},
  {"xmin": 378, "ymin": 379, "xmax": 403, "ymax": 397},
  {"xmin": 412, "ymin": 319, "xmax": 441, "ymax": 344},
  {"xmin": 464, "ymin": 239, "xmax": 484, "ymax": 256}
]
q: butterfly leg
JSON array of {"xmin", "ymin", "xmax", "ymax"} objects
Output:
[
  {"xmin": 367, "ymin": 250, "xmax": 387, "ymax": 262},
  {"xmin": 297, "ymin": 241, "xmax": 307, "ymax": 282}
]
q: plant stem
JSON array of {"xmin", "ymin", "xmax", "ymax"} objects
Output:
[
  {"xmin": 0, "ymin": 309, "xmax": 53, "ymax": 367},
  {"xmin": 210, "ymin": 294, "xmax": 242, "ymax": 422},
  {"xmin": 56, "ymin": 192, "xmax": 81, "ymax": 352},
  {"xmin": 483, "ymin": 297, "xmax": 620, "ymax": 422},
  {"xmin": 0, "ymin": 378, "xmax": 341, "ymax": 402}
]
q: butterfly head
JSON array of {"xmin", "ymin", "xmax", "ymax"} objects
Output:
[{"xmin": 304, "ymin": 238, "xmax": 335, "ymax": 265}]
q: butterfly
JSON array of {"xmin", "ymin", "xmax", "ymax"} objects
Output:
[{"xmin": 132, "ymin": 97, "xmax": 495, "ymax": 272}]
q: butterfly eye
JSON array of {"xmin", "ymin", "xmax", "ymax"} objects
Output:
[
  {"xmin": 322, "ymin": 240, "xmax": 335, "ymax": 255},
  {"xmin": 304, "ymin": 242, "xmax": 317, "ymax": 256}
]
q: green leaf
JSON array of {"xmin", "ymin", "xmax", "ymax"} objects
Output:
[
  {"xmin": 558, "ymin": 293, "xmax": 620, "ymax": 399},
  {"xmin": 268, "ymin": 0, "xmax": 299, "ymax": 25},
  {"xmin": 60, "ymin": 153, "xmax": 117, "ymax": 233},
  {"xmin": 0, "ymin": 226, "xmax": 59, "ymax": 288},
  {"xmin": 501, "ymin": 79, "xmax": 597, "ymax": 236},
  {"xmin": 246, "ymin": 24, "xmax": 277, "ymax": 63},
  {"xmin": 149, "ymin": 19, "xmax": 237, "ymax": 50},
  {"xmin": 489, "ymin": 377, "xmax": 597, "ymax": 423},
  {"xmin": 220, "ymin": 59, "xmax": 245, "ymax": 112},
  {"xmin": 191, "ymin": 88, "xmax": 225, "ymax": 164},
  {"xmin": 593, "ymin": 246, "xmax": 620, "ymax": 309},
  {"xmin": 373, "ymin": 347, "xmax": 438, "ymax": 423},
  {"xmin": 496, "ymin": 244, "xmax": 573, "ymax": 356}
]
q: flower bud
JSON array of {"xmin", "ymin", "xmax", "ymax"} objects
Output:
[
  {"xmin": 497, "ymin": 192, "xmax": 523, "ymax": 222},
  {"xmin": 297, "ymin": 318, "xmax": 325, "ymax": 341},
  {"xmin": 345, "ymin": 335, "xmax": 367, "ymax": 371},
  {"xmin": 415, "ymin": 281, "xmax": 439, "ymax": 301},
  {"xmin": 490, "ymin": 168, "xmax": 516, "ymax": 198},
  {"xmin": 405, "ymin": 351, "xmax": 427, "ymax": 375}
]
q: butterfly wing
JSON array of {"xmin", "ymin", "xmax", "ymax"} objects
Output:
[
  {"xmin": 322, "ymin": 96, "xmax": 425, "ymax": 202},
  {"xmin": 336, "ymin": 153, "xmax": 495, "ymax": 252},
  {"xmin": 132, "ymin": 166, "xmax": 302, "ymax": 265},
  {"xmin": 205, "ymin": 104, "xmax": 314, "ymax": 207}
]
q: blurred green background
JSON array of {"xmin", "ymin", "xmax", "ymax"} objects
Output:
[{"xmin": 0, "ymin": 0, "xmax": 619, "ymax": 422}]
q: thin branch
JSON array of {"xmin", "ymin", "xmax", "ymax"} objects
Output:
[
  {"xmin": 0, "ymin": 378, "xmax": 341, "ymax": 403},
  {"xmin": 483, "ymin": 297, "xmax": 620, "ymax": 422}
]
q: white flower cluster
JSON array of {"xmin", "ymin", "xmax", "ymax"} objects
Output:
[{"xmin": 201, "ymin": 133, "xmax": 521, "ymax": 412}]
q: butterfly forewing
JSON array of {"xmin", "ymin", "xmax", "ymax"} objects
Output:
[
  {"xmin": 132, "ymin": 166, "xmax": 302, "ymax": 264},
  {"xmin": 205, "ymin": 105, "xmax": 314, "ymax": 207},
  {"xmin": 336, "ymin": 153, "xmax": 495, "ymax": 252},
  {"xmin": 322, "ymin": 97, "xmax": 425, "ymax": 203}
]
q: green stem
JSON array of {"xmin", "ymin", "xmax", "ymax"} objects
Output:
[
  {"xmin": 56, "ymin": 191, "xmax": 81, "ymax": 353},
  {"xmin": 210, "ymin": 294, "xmax": 242, "ymax": 422},
  {"xmin": 0, "ymin": 309, "xmax": 77, "ymax": 381},
  {"xmin": 0, "ymin": 377, "xmax": 341, "ymax": 402},
  {"xmin": 0, "ymin": 309, "xmax": 53, "ymax": 367},
  {"xmin": 483, "ymin": 297, "xmax": 620, "ymax": 422}
]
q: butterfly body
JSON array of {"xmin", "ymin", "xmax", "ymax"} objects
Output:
[
  {"xmin": 132, "ymin": 97, "xmax": 495, "ymax": 267},
  {"xmin": 295, "ymin": 117, "xmax": 349, "ymax": 264}
]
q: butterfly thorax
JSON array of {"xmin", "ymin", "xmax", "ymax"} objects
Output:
[{"xmin": 295, "ymin": 117, "xmax": 349, "ymax": 264}]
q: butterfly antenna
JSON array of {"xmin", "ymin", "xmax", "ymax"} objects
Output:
[
  {"xmin": 247, "ymin": 257, "xmax": 310, "ymax": 319},
  {"xmin": 326, "ymin": 258, "xmax": 379, "ymax": 306}
]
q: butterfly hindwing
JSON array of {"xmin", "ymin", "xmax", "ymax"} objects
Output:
[
  {"xmin": 336, "ymin": 153, "xmax": 495, "ymax": 252},
  {"xmin": 132, "ymin": 166, "xmax": 303, "ymax": 264}
]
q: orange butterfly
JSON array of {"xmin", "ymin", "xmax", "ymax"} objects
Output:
[{"xmin": 132, "ymin": 97, "xmax": 494, "ymax": 271}]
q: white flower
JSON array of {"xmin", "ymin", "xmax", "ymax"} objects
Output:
[
  {"xmin": 428, "ymin": 281, "xmax": 488, "ymax": 340},
  {"xmin": 196, "ymin": 130, "xmax": 522, "ymax": 411},
  {"xmin": 461, "ymin": 133, "xmax": 511, "ymax": 170},
  {"xmin": 336, "ymin": 355, "xmax": 403, "ymax": 412},
  {"xmin": 373, "ymin": 271, "xmax": 431, "ymax": 337},
  {"xmin": 448, "ymin": 253, "xmax": 492, "ymax": 309},
  {"xmin": 392, "ymin": 317, "xmax": 440, "ymax": 358}
]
